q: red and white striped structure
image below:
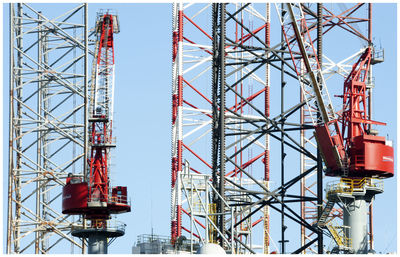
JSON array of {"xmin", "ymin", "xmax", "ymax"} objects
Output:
[
  {"xmin": 263, "ymin": 3, "xmax": 271, "ymax": 253},
  {"xmin": 171, "ymin": 3, "xmax": 184, "ymax": 243},
  {"xmin": 170, "ymin": 3, "xmax": 272, "ymax": 251}
]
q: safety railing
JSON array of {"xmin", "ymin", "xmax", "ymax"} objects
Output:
[
  {"xmin": 373, "ymin": 48, "xmax": 384, "ymax": 61},
  {"xmin": 87, "ymin": 193, "xmax": 131, "ymax": 206},
  {"xmin": 109, "ymin": 194, "xmax": 130, "ymax": 204},
  {"xmin": 89, "ymin": 218, "xmax": 126, "ymax": 232},
  {"xmin": 71, "ymin": 218, "xmax": 126, "ymax": 232},
  {"xmin": 326, "ymin": 178, "xmax": 383, "ymax": 197},
  {"xmin": 326, "ymin": 219, "xmax": 352, "ymax": 250},
  {"xmin": 208, "ymin": 203, "xmax": 217, "ymax": 244}
]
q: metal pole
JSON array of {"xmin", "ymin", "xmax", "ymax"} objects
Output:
[
  {"xmin": 35, "ymin": 11, "xmax": 43, "ymax": 254},
  {"xmin": 83, "ymin": 3, "xmax": 89, "ymax": 196},
  {"xmin": 41, "ymin": 13, "xmax": 50, "ymax": 253},
  {"xmin": 280, "ymin": 3, "xmax": 286, "ymax": 254},
  {"xmin": 299, "ymin": 49, "xmax": 306, "ymax": 254},
  {"xmin": 316, "ymin": 3, "xmax": 324, "ymax": 254},
  {"xmin": 83, "ymin": 4, "xmax": 89, "ymax": 253},
  {"xmin": 190, "ymin": 174, "xmax": 193, "ymax": 253},
  {"xmin": 263, "ymin": 3, "xmax": 270, "ymax": 254},
  {"xmin": 367, "ymin": 4, "xmax": 374, "ymax": 251},
  {"xmin": 205, "ymin": 176, "xmax": 209, "ymax": 243},
  {"xmin": 211, "ymin": 2, "xmax": 219, "ymax": 245},
  {"xmin": 218, "ymin": 3, "xmax": 226, "ymax": 248},
  {"xmin": 231, "ymin": 208, "xmax": 234, "ymax": 253},
  {"xmin": 14, "ymin": 4, "xmax": 23, "ymax": 252},
  {"xmin": 7, "ymin": 3, "xmax": 15, "ymax": 254}
]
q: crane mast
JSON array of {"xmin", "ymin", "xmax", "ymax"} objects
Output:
[{"xmin": 62, "ymin": 11, "xmax": 130, "ymax": 254}]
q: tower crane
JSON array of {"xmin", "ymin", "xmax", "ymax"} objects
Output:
[
  {"xmin": 62, "ymin": 12, "xmax": 130, "ymax": 254},
  {"xmin": 277, "ymin": 3, "xmax": 394, "ymax": 253}
]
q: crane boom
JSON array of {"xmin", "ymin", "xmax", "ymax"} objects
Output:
[{"xmin": 276, "ymin": 3, "xmax": 346, "ymax": 172}]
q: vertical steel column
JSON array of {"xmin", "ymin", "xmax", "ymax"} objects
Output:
[
  {"xmin": 7, "ymin": 3, "xmax": 15, "ymax": 254},
  {"xmin": 171, "ymin": 2, "xmax": 183, "ymax": 243},
  {"xmin": 176, "ymin": 3, "xmax": 184, "ymax": 241},
  {"xmin": 280, "ymin": 4, "xmax": 286, "ymax": 253},
  {"xmin": 212, "ymin": 3, "xmax": 226, "ymax": 248},
  {"xmin": 316, "ymin": 3, "xmax": 324, "ymax": 254},
  {"xmin": 35, "ymin": 12, "xmax": 43, "ymax": 253},
  {"xmin": 218, "ymin": 4, "xmax": 226, "ymax": 247},
  {"xmin": 42, "ymin": 27, "xmax": 51, "ymax": 253},
  {"xmin": 367, "ymin": 4, "xmax": 374, "ymax": 251},
  {"xmin": 211, "ymin": 4, "xmax": 220, "ymax": 246},
  {"xmin": 299, "ymin": 67, "xmax": 306, "ymax": 253},
  {"xmin": 263, "ymin": 3, "xmax": 271, "ymax": 254},
  {"xmin": 211, "ymin": 3, "xmax": 218, "ymax": 213},
  {"xmin": 13, "ymin": 4, "xmax": 23, "ymax": 253},
  {"xmin": 83, "ymin": 4, "xmax": 89, "ymax": 253},
  {"xmin": 83, "ymin": 3, "xmax": 89, "ymax": 198}
]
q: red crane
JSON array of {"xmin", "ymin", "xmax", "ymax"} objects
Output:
[
  {"xmin": 325, "ymin": 47, "xmax": 394, "ymax": 177},
  {"xmin": 279, "ymin": 4, "xmax": 394, "ymax": 179},
  {"xmin": 62, "ymin": 12, "xmax": 130, "ymax": 231}
]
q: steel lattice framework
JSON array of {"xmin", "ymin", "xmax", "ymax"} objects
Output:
[
  {"xmin": 170, "ymin": 3, "xmax": 379, "ymax": 254},
  {"xmin": 7, "ymin": 3, "xmax": 90, "ymax": 253}
]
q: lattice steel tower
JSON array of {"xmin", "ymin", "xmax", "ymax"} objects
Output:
[
  {"xmin": 170, "ymin": 3, "xmax": 393, "ymax": 254},
  {"xmin": 7, "ymin": 3, "xmax": 89, "ymax": 253}
]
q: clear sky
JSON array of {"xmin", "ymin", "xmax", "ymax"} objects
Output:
[{"xmin": 2, "ymin": 2, "xmax": 397, "ymax": 254}]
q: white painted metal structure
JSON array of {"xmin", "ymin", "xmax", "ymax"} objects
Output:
[{"xmin": 7, "ymin": 3, "xmax": 89, "ymax": 254}]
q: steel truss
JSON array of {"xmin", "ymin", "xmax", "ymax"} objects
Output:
[
  {"xmin": 171, "ymin": 3, "xmax": 378, "ymax": 254},
  {"xmin": 7, "ymin": 3, "xmax": 90, "ymax": 253}
]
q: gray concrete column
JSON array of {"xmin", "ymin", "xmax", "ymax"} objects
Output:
[
  {"xmin": 88, "ymin": 234, "xmax": 108, "ymax": 254},
  {"xmin": 343, "ymin": 198, "xmax": 368, "ymax": 254}
]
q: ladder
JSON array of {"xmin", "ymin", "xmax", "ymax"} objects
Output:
[
  {"xmin": 341, "ymin": 154, "xmax": 350, "ymax": 177},
  {"xmin": 317, "ymin": 200, "xmax": 335, "ymax": 226}
]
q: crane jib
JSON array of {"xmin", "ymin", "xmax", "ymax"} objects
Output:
[{"xmin": 280, "ymin": 3, "xmax": 346, "ymax": 172}]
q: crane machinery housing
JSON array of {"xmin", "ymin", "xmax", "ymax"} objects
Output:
[{"xmin": 62, "ymin": 11, "xmax": 130, "ymax": 254}]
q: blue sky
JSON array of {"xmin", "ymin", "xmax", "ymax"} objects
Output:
[{"xmin": 2, "ymin": 3, "xmax": 397, "ymax": 254}]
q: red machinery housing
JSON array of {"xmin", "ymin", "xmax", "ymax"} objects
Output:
[
  {"xmin": 62, "ymin": 13, "xmax": 130, "ymax": 222},
  {"xmin": 320, "ymin": 47, "xmax": 394, "ymax": 178},
  {"xmin": 62, "ymin": 176, "xmax": 130, "ymax": 217}
]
